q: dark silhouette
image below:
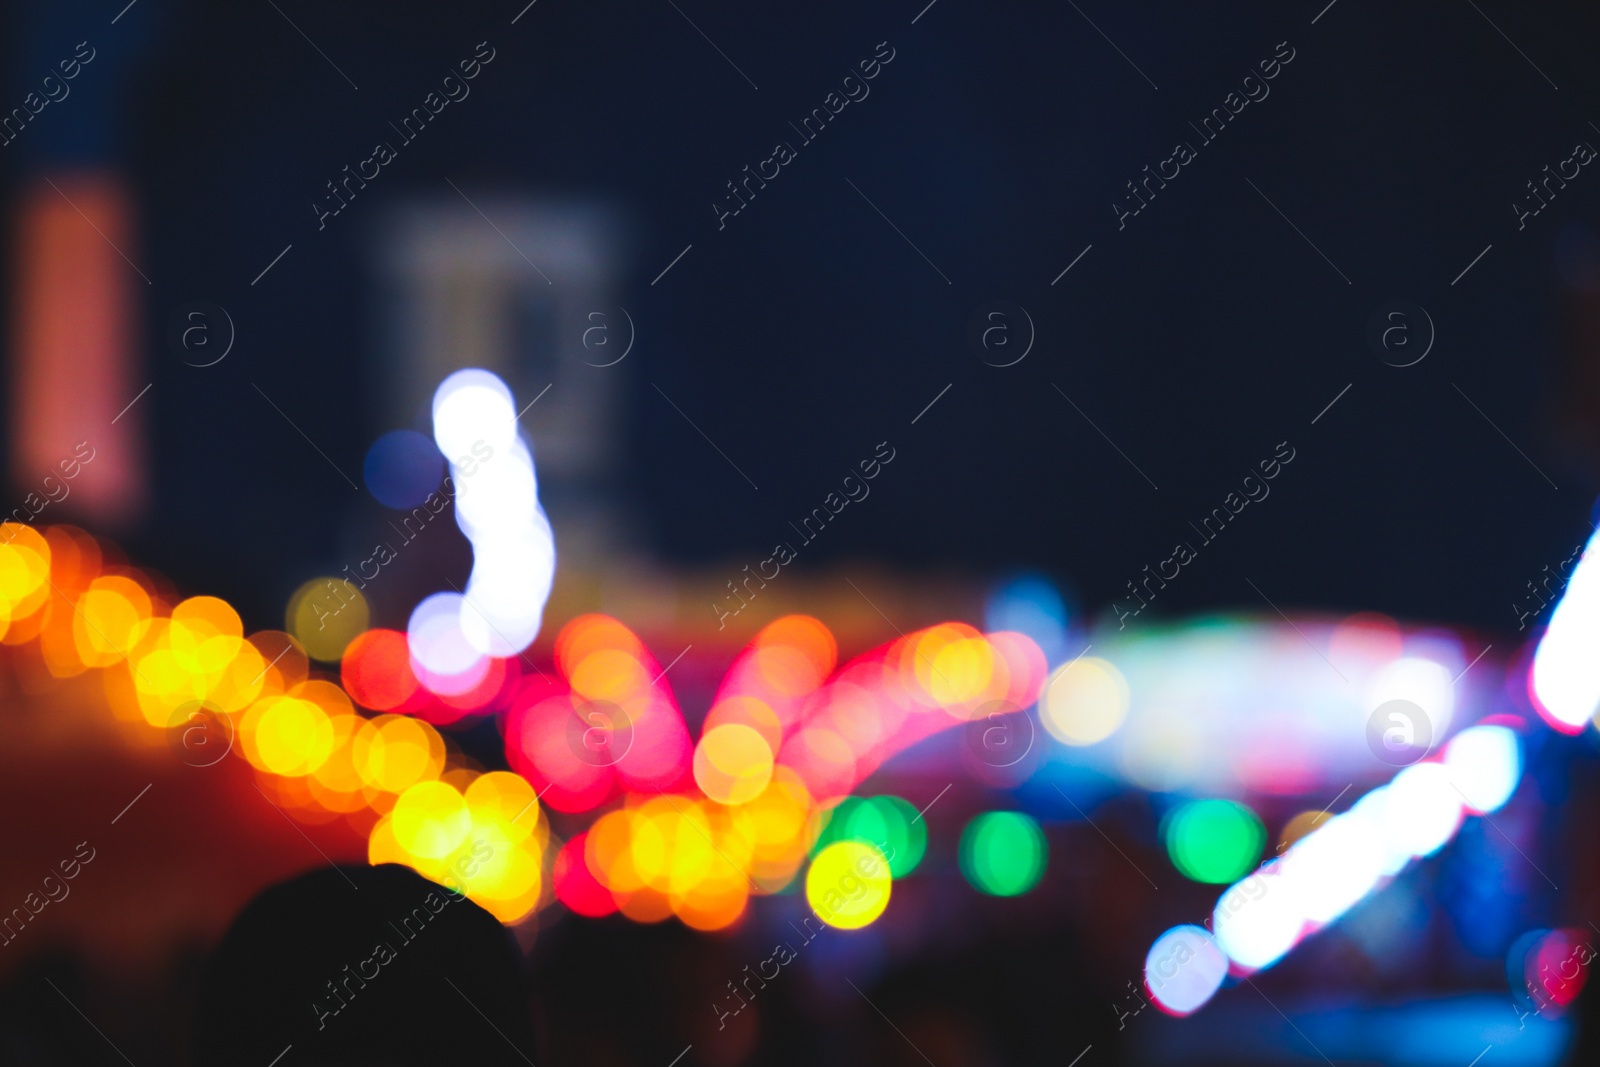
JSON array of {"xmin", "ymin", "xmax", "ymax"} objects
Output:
[{"xmin": 192, "ymin": 864, "xmax": 539, "ymax": 1066}]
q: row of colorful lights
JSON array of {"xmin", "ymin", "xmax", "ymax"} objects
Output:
[
  {"xmin": 331, "ymin": 370, "xmax": 1298, "ymax": 931},
  {"xmin": 0, "ymin": 510, "xmax": 1061, "ymax": 929},
  {"xmin": 524, "ymin": 610, "xmax": 1047, "ymax": 929},
  {"xmin": 344, "ymin": 370, "xmax": 1065, "ymax": 928},
  {"xmin": 27, "ymin": 485, "xmax": 1549, "ymax": 961},
  {"xmin": 274, "ymin": 368, "xmax": 1600, "ymax": 994},
  {"xmin": 11, "ymin": 500, "xmax": 1580, "ymax": 1019},
  {"xmin": 0, "ymin": 521, "xmax": 554, "ymax": 923},
  {"xmin": 24, "ymin": 363, "xmax": 1600, "ymax": 1021}
]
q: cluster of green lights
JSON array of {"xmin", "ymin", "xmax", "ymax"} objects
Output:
[
  {"xmin": 959, "ymin": 811, "xmax": 1046, "ymax": 896},
  {"xmin": 1163, "ymin": 798, "xmax": 1264, "ymax": 884},
  {"xmin": 811, "ymin": 795, "xmax": 926, "ymax": 878}
]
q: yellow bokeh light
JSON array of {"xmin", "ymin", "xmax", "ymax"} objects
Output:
[
  {"xmin": 173, "ymin": 596, "xmax": 242, "ymax": 642},
  {"xmin": 555, "ymin": 614, "xmax": 645, "ymax": 677},
  {"xmin": 304, "ymin": 713, "xmax": 370, "ymax": 814},
  {"xmin": 671, "ymin": 867, "xmax": 749, "ymax": 930},
  {"xmin": 629, "ymin": 800, "xmax": 677, "ymax": 891},
  {"xmin": 754, "ymin": 614, "xmax": 836, "ymax": 677},
  {"xmin": 727, "ymin": 790, "xmax": 806, "ymax": 889},
  {"xmin": 907, "ymin": 624, "xmax": 996, "ymax": 705},
  {"xmin": 702, "ymin": 696, "xmax": 783, "ymax": 754},
  {"xmin": 0, "ymin": 524, "xmax": 51, "ymax": 600},
  {"xmin": 663, "ymin": 808, "xmax": 719, "ymax": 894},
  {"xmin": 569, "ymin": 648, "xmax": 648, "ymax": 703},
  {"xmin": 287, "ymin": 578, "xmax": 369, "ymax": 663},
  {"xmin": 0, "ymin": 521, "xmax": 1154, "ymax": 934},
  {"xmin": 245, "ymin": 695, "xmax": 336, "ymax": 776},
  {"xmin": 204, "ymin": 637, "xmax": 268, "ymax": 713},
  {"xmin": 168, "ymin": 597, "xmax": 244, "ymax": 682},
  {"xmin": 588, "ymin": 808, "xmax": 646, "ymax": 893},
  {"xmin": 468, "ymin": 831, "xmax": 542, "ymax": 904},
  {"xmin": 293, "ymin": 678, "xmax": 356, "ymax": 720},
  {"xmin": 0, "ymin": 525, "xmax": 52, "ymax": 641},
  {"xmin": 694, "ymin": 723, "xmax": 774, "ymax": 806},
  {"xmin": 464, "ymin": 771, "xmax": 539, "ymax": 845},
  {"xmin": 1040, "ymin": 656, "xmax": 1130, "ymax": 745},
  {"xmin": 741, "ymin": 767, "xmax": 813, "ymax": 851},
  {"xmin": 129, "ymin": 616, "xmax": 255, "ymax": 728},
  {"xmin": 72, "ymin": 575, "xmax": 152, "ymax": 667},
  {"xmin": 353, "ymin": 715, "xmax": 445, "ymax": 794},
  {"xmin": 391, "ymin": 781, "xmax": 471, "ymax": 859},
  {"xmin": 806, "ymin": 840, "xmax": 892, "ymax": 929},
  {"xmin": 931, "ymin": 637, "xmax": 998, "ymax": 705},
  {"xmin": 0, "ymin": 522, "xmax": 586, "ymax": 931},
  {"xmin": 368, "ymin": 812, "xmax": 406, "ymax": 866}
]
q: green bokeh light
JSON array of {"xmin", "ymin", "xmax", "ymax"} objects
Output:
[
  {"xmin": 812, "ymin": 795, "xmax": 926, "ymax": 877},
  {"xmin": 959, "ymin": 811, "xmax": 1046, "ymax": 896},
  {"xmin": 1164, "ymin": 799, "xmax": 1264, "ymax": 884}
]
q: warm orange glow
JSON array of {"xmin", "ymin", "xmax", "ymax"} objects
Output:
[
  {"xmin": 0, "ymin": 521, "xmax": 1070, "ymax": 934},
  {"xmin": 910, "ymin": 624, "xmax": 996, "ymax": 705},
  {"xmin": 341, "ymin": 628, "xmax": 419, "ymax": 710},
  {"xmin": 702, "ymin": 695, "xmax": 783, "ymax": 753},
  {"xmin": 755, "ymin": 614, "xmax": 837, "ymax": 672},
  {"xmin": 72, "ymin": 574, "xmax": 152, "ymax": 668},
  {"xmin": 244, "ymin": 695, "xmax": 336, "ymax": 776},
  {"xmin": 391, "ymin": 780, "xmax": 471, "ymax": 859},
  {"xmin": 556, "ymin": 614, "xmax": 644, "ymax": 677},
  {"xmin": 353, "ymin": 714, "xmax": 446, "ymax": 794},
  {"xmin": 694, "ymin": 723, "xmax": 775, "ymax": 806},
  {"xmin": 12, "ymin": 175, "xmax": 144, "ymax": 525}
]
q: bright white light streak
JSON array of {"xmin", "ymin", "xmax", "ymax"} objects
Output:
[
  {"xmin": 1212, "ymin": 863, "xmax": 1300, "ymax": 971},
  {"xmin": 1197, "ymin": 730, "xmax": 1522, "ymax": 982},
  {"xmin": 1532, "ymin": 531, "xmax": 1600, "ymax": 729},
  {"xmin": 1446, "ymin": 724, "xmax": 1520, "ymax": 814}
]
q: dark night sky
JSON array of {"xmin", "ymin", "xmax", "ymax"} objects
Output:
[{"xmin": 5, "ymin": 0, "xmax": 1599, "ymax": 637}]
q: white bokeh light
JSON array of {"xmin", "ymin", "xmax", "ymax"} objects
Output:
[
  {"xmin": 407, "ymin": 592, "xmax": 493, "ymax": 695},
  {"xmin": 1385, "ymin": 762, "xmax": 1462, "ymax": 859},
  {"xmin": 1367, "ymin": 656, "xmax": 1455, "ymax": 747},
  {"xmin": 1444, "ymin": 724, "xmax": 1520, "ymax": 814},
  {"xmin": 432, "ymin": 369, "xmax": 518, "ymax": 459},
  {"xmin": 406, "ymin": 369, "xmax": 557, "ymax": 688},
  {"xmin": 1145, "ymin": 925, "xmax": 1228, "ymax": 1016}
]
